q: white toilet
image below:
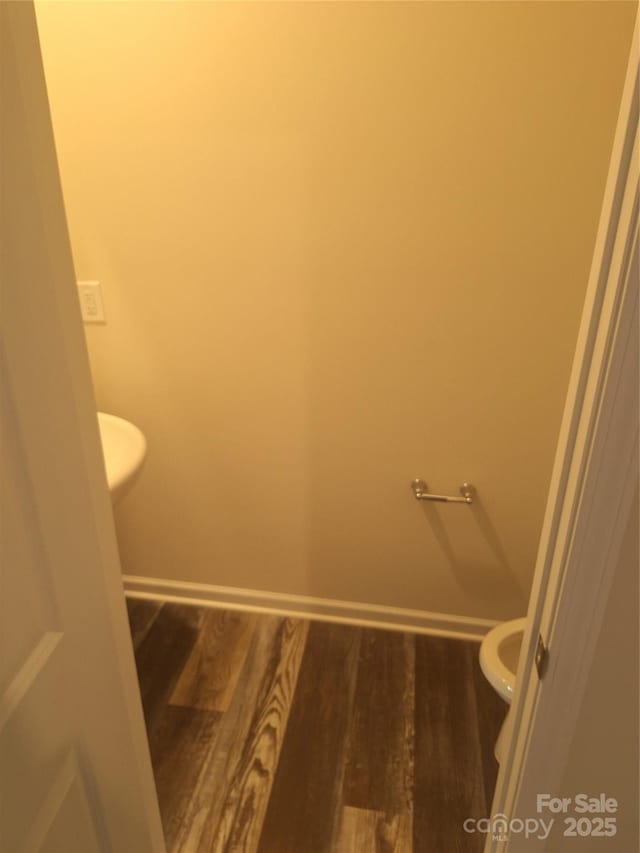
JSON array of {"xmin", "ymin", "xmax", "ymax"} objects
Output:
[{"xmin": 479, "ymin": 617, "xmax": 527, "ymax": 762}]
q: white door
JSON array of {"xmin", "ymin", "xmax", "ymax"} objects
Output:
[
  {"xmin": 487, "ymin": 15, "xmax": 639, "ymax": 852},
  {"xmin": 0, "ymin": 4, "xmax": 165, "ymax": 851}
]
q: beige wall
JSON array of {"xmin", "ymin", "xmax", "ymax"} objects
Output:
[
  {"xmin": 544, "ymin": 490, "xmax": 639, "ymax": 852},
  {"xmin": 36, "ymin": 1, "xmax": 635, "ymax": 619}
]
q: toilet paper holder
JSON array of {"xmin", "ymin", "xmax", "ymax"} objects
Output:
[{"xmin": 411, "ymin": 479, "xmax": 475, "ymax": 505}]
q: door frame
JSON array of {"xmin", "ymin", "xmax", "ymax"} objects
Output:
[
  {"xmin": 17, "ymin": 1, "xmax": 637, "ymax": 847},
  {"xmin": 486, "ymin": 16, "xmax": 639, "ymax": 851}
]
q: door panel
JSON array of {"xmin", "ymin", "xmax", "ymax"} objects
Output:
[
  {"xmin": 28, "ymin": 751, "xmax": 103, "ymax": 853},
  {"xmin": 0, "ymin": 3, "xmax": 165, "ymax": 851}
]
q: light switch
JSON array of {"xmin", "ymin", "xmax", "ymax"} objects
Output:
[{"xmin": 77, "ymin": 281, "xmax": 105, "ymax": 323}]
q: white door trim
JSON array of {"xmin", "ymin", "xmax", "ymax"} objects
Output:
[{"xmin": 487, "ymin": 17, "xmax": 639, "ymax": 852}]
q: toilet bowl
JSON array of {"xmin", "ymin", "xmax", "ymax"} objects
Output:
[{"xmin": 479, "ymin": 617, "xmax": 527, "ymax": 762}]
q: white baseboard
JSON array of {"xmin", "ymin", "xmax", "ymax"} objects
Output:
[{"xmin": 122, "ymin": 575, "xmax": 498, "ymax": 641}]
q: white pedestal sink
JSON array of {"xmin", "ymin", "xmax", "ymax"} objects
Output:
[{"xmin": 97, "ymin": 412, "xmax": 146, "ymax": 504}]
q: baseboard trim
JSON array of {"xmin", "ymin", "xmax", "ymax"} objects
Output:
[{"xmin": 122, "ymin": 575, "xmax": 498, "ymax": 641}]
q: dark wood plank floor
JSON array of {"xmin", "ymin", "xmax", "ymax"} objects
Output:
[{"xmin": 127, "ymin": 600, "xmax": 505, "ymax": 853}]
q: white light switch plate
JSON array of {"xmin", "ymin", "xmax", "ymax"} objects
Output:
[{"xmin": 77, "ymin": 281, "xmax": 105, "ymax": 323}]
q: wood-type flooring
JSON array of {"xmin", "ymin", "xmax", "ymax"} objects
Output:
[{"xmin": 126, "ymin": 600, "xmax": 506, "ymax": 853}]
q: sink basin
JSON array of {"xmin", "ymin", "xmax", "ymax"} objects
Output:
[{"xmin": 97, "ymin": 412, "xmax": 146, "ymax": 504}]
